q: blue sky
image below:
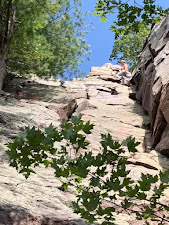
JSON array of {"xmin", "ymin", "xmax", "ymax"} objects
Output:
[
  {"xmin": 79, "ymin": 0, "xmax": 169, "ymax": 77},
  {"xmin": 80, "ymin": 0, "xmax": 116, "ymax": 77}
]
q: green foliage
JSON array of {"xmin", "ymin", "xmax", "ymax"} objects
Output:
[
  {"xmin": 6, "ymin": 114, "xmax": 94, "ymax": 178},
  {"xmin": 6, "ymin": 0, "xmax": 90, "ymax": 79},
  {"xmin": 110, "ymin": 25, "xmax": 150, "ymax": 71},
  {"xmin": 94, "ymin": 1, "xmax": 168, "ymax": 71},
  {"xmin": 94, "ymin": 0, "xmax": 169, "ymax": 36},
  {"xmin": 6, "ymin": 116, "xmax": 169, "ymax": 224}
]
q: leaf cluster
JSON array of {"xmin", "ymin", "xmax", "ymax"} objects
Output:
[
  {"xmin": 6, "ymin": 116, "xmax": 169, "ymax": 224},
  {"xmin": 6, "ymin": 114, "xmax": 93, "ymax": 178},
  {"xmin": 94, "ymin": 0, "xmax": 169, "ymax": 36},
  {"xmin": 110, "ymin": 24, "xmax": 150, "ymax": 71},
  {"xmin": 94, "ymin": 1, "xmax": 168, "ymax": 72}
]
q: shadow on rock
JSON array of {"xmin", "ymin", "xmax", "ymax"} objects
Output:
[
  {"xmin": 4, "ymin": 78, "xmax": 71, "ymax": 104},
  {"xmin": 0, "ymin": 203, "xmax": 89, "ymax": 225}
]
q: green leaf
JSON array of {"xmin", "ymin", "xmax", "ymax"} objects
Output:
[
  {"xmin": 122, "ymin": 136, "xmax": 139, "ymax": 152},
  {"xmin": 137, "ymin": 192, "xmax": 147, "ymax": 200},
  {"xmin": 44, "ymin": 160, "xmax": 50, "ymax": 168},
  {"xmin": 90, "ymin": 177, "xmax": 100, "ymax": 187},
  {"xmin": 121, "ymin": 198, "xmax": 132, "ymax": 209},
  {"xmin": 160, "ymin": 170, "xmax": 169, "ymax": 184},
  {"xmin": 82, "ymin": 121, "xmax": 94, "ymax": 134},
  {"xmin": 71, "ymin": 114, "xmax": 82, "ymax": 125},
  {"xmin": 99, "ymin": 16, "xmax": 107, "ymax": 22}
]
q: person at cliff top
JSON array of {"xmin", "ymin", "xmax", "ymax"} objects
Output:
[{"xmin": 116, "ymin": 60, "xmax": 131, "ymax": 78}]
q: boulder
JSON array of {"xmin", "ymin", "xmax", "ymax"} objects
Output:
[
  {"xmin": 87, "ymin": 63, "xmax": 130, "ymax": 85},
  {"xmin": 46, "ymin": 98, "xmax": 77, "ymax": 121},
  {"xmin": 87, "ymin": 63, "xmax": 121, "ymax": 78},
  {"xmin": 56, "ymin": 98, "xmax": 77, "ymax": 121}
]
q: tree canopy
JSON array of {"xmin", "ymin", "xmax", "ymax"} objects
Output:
[
  {"xmin": 94, "ymin": 0, "xmax": 169, "ymax": 36},
  {"xmin": 9, "ymin": 0, "xmax": 90, "ymax": 78},
  {"xmin": 110, "ymin": 25, "xmax": 150, "ymax": 71},
  {"xmin": 0, "ymin": 0, "xmax": 90, "ymax": 89},
  {"xmin": 8, "ymin": 0, "xmax": 90, "ymax": 78},
  {"xmin": 94, "ymin": 0, "xmax": 169, "ymax": 70}
]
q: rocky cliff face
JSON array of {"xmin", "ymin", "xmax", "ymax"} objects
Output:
[
  {"xmin": 1, "ymin": 63, "xmax": 169, "ymax": 224},
  {"xmin": 131, "ymin": 14, "xmax": 169, "ymax": 156}
]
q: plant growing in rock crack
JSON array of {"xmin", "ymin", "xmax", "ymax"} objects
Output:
[{"xmin": 6, "ymin": 115, "xmax": 169, "ymax": 225}]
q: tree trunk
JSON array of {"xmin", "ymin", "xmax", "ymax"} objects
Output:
[
  {"xmin": 0, "ymin": 1, "xmax": 16, "ymax": 90},
  {"xmin": 0, "ymin": 55, "xmax": 7, "ymax": 90}
]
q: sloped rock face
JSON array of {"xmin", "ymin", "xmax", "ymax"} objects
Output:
[
  {"xmin": 131, "ymin": 14, "xmax": 169, "ymax": 156},
  {"xmin": 0, "ymin": 66, "xmax": 169, "ymax": 224}
]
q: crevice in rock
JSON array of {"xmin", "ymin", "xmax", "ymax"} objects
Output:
[
  {"xmin": 68, "ymin": 101, "xmax": 77, "ymax": 119},
  {"xmin": 73, "ymin": 100, "xmax": 97, "ymax": 117},
  {"xmin": 96, "ymin": 87, "xmax": 118, "ymax": 95},
  {"xmin": 145, "ymin": 58, "xmax": 153, "ymax": 70},
  {"xmin": 102, "ymin": 116, "xmax": 149, "ymax": 130},
  {"xmin": 144, "ymin": 130, "xmax": 153, "ymax": 153},
  {"xmin": 155, "ymin": 45, "xmax": 166, "ymax": 56},
  {"xmin": 151, "ymin": 82, "xmax": 162, "ymax": 129},
  {"xmin": 49, "ymin": 98, "xmax": 78, "ymax": 121},
  {"xmin": 118, "ymin": 119, "xmax": 151, "ymax": 130},
  {"xmin": 129, "ymin": 91, "xmax": 137, "ymax": 100},
  {"xmin": 96, "ymin": 88, "xmax": 111, "ymax": 93},
  {"xmin": 86, "ymin": 91, "xmax": 90, "ymax": 99},
  {"xmin": 126, "ymin": 160, "xmax": 158, "ymax": 171},
  {"xmin": 164, "ymin": 31, "xmax": 169, "ymax": 39},
  {"xmin": 142, "ymin": 123, "xmax": 151, "ymax": 130},
  {"xmin": 148, "ymin": 44, "xmax": 166, "ymax": 61},
  {"xmin": 152, "ymin": 112, "xmax": 167, "ymax": 148},
  {"xmin": 107, "ymin": 103, "xmax": 127, "ymax": 106},
  {"xmin": 111, "ymin": 88, "xmax": 118, "ymax": 95},
  {"xmin": 156, "ymin": 57, "xmax": 165, "ymax": 66}
]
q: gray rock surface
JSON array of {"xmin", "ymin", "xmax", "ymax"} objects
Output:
[
  {"xmin": 131, "ymin": 14, "xmax": 169, "ymax": 156},
  {"xmin": 0, "ymin": 65, "xmax": 169, "ymax": 224}
]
